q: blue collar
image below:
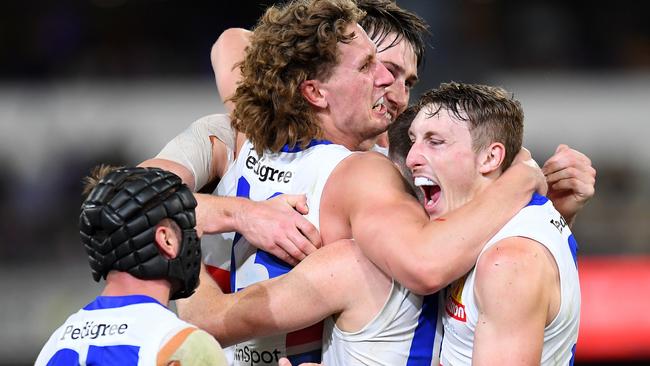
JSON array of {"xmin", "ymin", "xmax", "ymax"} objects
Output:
[
  {"xmin": 280, "ymin": 139, "xmax": 332, "ymax": 153},
  {"xmin": 83, "ymin": 295, "xmax": 165, "ymax": 310}
]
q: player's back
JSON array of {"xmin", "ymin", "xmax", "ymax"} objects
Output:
[{"xmin": 36, "ymin": 295, "xmax": 226, "ymax": 366}]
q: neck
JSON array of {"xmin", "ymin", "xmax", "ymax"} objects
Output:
[
  {"xmin": 101, "ymin": 271, "xmax": 171, "ymax": 307},
  {"xmin": 318, "ymin": 113, "xmax": 366, "ymax": 151},
  {"xmin": 472, "ymin": 173, "xmax": 501, "ymax": 200}
]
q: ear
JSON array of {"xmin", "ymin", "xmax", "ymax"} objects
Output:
[
  {"xmin": 478, "ymin": 142, "xmax": 506, "ymax": 174},
  {"xmin": 154, "ymin": 223, "xmax": 179, "ymax": 260},
  {"xmin": 300, "ymin": 79, "xmax": 328, "ymax": 109}
]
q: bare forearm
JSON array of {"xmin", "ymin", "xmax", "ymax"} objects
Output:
[
  {"xmin": 177, "ymin": 266, "xmax": 233, "ymax": 339},
  {"xmin": 139, "ymin": 158, "xmax": 196, "ymax": 191},
  {"xmin": 213, "ymin": 284, "xmax": 284, "ymax": 347},
  {"xmin": 359, "ymin": 164, "xmax": 538, "ymax": 295},
  {"xmin": 195, "ymin": 194, "xmax": 251, "ymax": 235},
  {"xmin": 415, "ymin": 165, "xmax": 537, "ymax": 293},
  {"xmin": 203, "ymin": 245, "xmax": 351, "ymax": 346}
]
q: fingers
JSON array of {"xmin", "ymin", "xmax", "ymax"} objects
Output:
[
  {"xmin": 295, "ymin": 217, "xmax": 322, "ymax": 251},
  {"xmin": 542, "ymin": 145, "xmax": 592, "ymax": 176},
  {"xmin": 549, "ymin": 176, "xmax": 596, "ymax": 200},
  {"xmin": 543, "ymin": 145, "xmax": 596, "ymax": 205},
  {"xmin": 513, "ymin": 147, "xmax": 532, "ymax": 164},
  {"xmin": 281, "ymin": 194, "xmax": 310, "ymax": 215},
  {"xmin": 555, "ymin": 143, "xmax": 569, "ymax": 154},
  {"xmin": 278, "ymin": 358, "xmax": 291, "ymax": 366},
  {"xmin": 545, "ymin": 166, "xmax": 596, "ymax": 188},
  {"xmin": 267, "ymin": 243, "xmax": 300, "ymax": 266}
]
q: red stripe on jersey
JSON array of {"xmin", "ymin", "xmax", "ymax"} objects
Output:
[
  {"xmin": 286, "ymin": 321, "xmax": 324, "ymax": 346},
  {"xmin": 205, "ymin": 265, "xmax": 231, "ymax": 294}
]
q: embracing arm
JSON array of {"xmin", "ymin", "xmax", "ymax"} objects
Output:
[
  {"xmin": 543, "ymin": 144, "xmax": 596, "ymax": 227},
  {"xmin": 179, "ymin": 241, "xmax": 357, "ymax": 347},
  {"xmin": 212, "ymin": 28, "xmax": 251, "ymax": 112},
  {"xmin": 472, "ymin": 237, "xmax": 557, "ymax": 365},
  {"xmin": 326, "ymin": 151, "xmax": 544, "ymax": 295},
  {"xmin": 139, "ymin": 118, "xmax": 321, "ymax": 262}
]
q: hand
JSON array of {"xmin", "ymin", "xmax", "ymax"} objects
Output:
[
  {"xmin": 278, "ymin": 357, "xmax": 322, "ymax": 366},
  {"xmin": 512, "ymin": 148, "xmax": 547, "ymax": 196},
  {"xmin": 235, "ymin": 194, "xmax": 322, "ymax": 265},
  {"xmin": 543, "ymin": 144, "xmax": 596, "ymax": 226}
]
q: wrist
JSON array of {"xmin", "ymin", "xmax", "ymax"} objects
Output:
[
  {"xmin": 230, "ymin": 197, "xmax": 251, "ymax": 233},
  {"xmin": 498, "ymin": 163, "xmax": 536, "ymax": 199}
]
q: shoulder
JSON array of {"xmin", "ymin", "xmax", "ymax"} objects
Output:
[
  {"xmin": 191, "ymin": 114, "xmax": 233, "ymax": 137},
  {"xmin": 475, "ymin": 237, "xmax": 557, "ymax": 306},
  {"xmin": 159, "ymin": 327, "xmax": 228, "ymax": 366},
  {"xmin": 331, "ymin": 151, "xmax": 404, "ymax": 189}
]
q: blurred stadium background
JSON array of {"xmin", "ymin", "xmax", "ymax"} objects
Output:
[{"xmin": 0, "ymin": 0, "xmax": 648, "ymax": 365}]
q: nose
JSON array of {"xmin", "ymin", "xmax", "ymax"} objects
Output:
[
  {"xmin": 405, "ymin": 141, "xmax": 423, "ymax": 171},
  {"xmin": 385, "ymin": 81, "xmax": 409, "ymax": 115},
  {"xmin": 374, "ymin": 60, "xmax": 395, "ymax": 89}
]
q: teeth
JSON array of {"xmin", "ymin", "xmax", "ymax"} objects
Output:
[
  {"xmin": 414, "ymin": 177, "xmax": 435, "ymax": 187},
  {"xmin": 373, "ymin": 96, "xmax": 385, "ymax": 109},
  {"xmin": 387, "ymin": 112, "xmax": 393, "ymax": 122}
]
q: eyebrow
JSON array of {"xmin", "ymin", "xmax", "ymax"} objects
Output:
[
  {"xmin": 361, "ymin": 53, "xmax": 375, "ymax": 68},
  {"xmin": 383, "ymin": 61, "xmax": 419, "ymax": 83}
]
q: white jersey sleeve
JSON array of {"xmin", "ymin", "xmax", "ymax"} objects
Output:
[{"xmin": 155, "ymin": 114, "xmax": 235, "ymax": 191}]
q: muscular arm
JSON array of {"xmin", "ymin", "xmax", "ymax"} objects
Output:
[
  {"xmin": 322, "ymin": 152, "xmax": 543, "ymax": 295},
  {"xmin": 139, "ymin": 116, "xmax": 321, "ymax": 262},
  {"xmin": 179, "ymin": 240, "xmax": 360, "ymax": 347},
  {"xmin": 212, "ymin": 28, "xmax": 251, "ymax": 112},
  {"xmin": 472, "ymin": 237, "xmax": 557, "ymax": 365}
]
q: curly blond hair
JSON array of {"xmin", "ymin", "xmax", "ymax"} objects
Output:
[{"xmin": 230, "ymin": 0, "xmax": 365, "ymax": 154}]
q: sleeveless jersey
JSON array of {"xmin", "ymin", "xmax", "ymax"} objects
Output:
[
  {"xmin": 201, "ymin": 139, "xmax": 353, "ymax": 365},
  {"xmin": 440, "ymin": 193, "xmax": 581, "ymax": 365},
  {"xmin": 35, "ymin": 295, "xmax": 225, "ymax": 366},
  {"xmin": 322, "ymin": 281, "xmax": 443, "ymax": 365}
]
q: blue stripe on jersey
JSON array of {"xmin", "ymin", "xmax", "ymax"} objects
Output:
[
  {"xmin": 287, "ymin": 349, "xmax": 322, "ymax": 364},
  {"xmin": 231, "ymin": 176, "xmax": 253, "ymax": 292},
  {"xmin": 253, "ymin": 250, "xmax": 293, "ymax": 281},
  {"xmin": 46, "ymin": 348, "xmax": 79, "ymax": 365},
  {"xmin": 527, "ymin": 193, "xmax": 548, "ymax": 206},
  {"xmin": 83, "ymin": 295, "xmax": 162, "ymax": 310},
  {"xmin": 568, "ymin": 234, "xmax": 578, "ymax": 267},
  {"xmin": 231, "ymin": 172, "xmax": 292, "ymax": 292},
  {"xmin": 281, "ymin": 139, "xmax": 332, "ymax": 153},
  {"xmin": 569, "ymin": 343, "xmax": 576, "ymax": 366},
  {"xmin": 406, "ymin": 294, "xmax": 439, "ymax": 365},
  {"xmin": 86, "ymin": 344, "xmax": 139, "ymax": 365}
]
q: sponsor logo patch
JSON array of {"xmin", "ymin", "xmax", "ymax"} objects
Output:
[
  {"xmin": 445, "ymin": 275, "xmax": 468, "ymax": 322},
  {"xmin": 60, "ymin": 321, "xmax": 128, "ymax": 340},
  {"xmin": 245, "ymin": 150, "xmax": 293, "ymax": 183}
]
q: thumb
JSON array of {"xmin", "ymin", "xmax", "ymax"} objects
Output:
[
  {"xmin": 555, "ymin": 144, "xmax": 569, "ymax": 154},
  {"xmin": 513, "ymin": 147, "xmax": 532, "ymax": 164},
  {"xmin": 284, "ymin": 194, "xmax": 309, "ymax": 215},
  {"xmin": 278, "ymin": 358, "xmax": 292, "ymax": 366}
]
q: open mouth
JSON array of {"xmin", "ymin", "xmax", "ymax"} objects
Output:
[
  {"xmin": 372, "ymin": 97, "xmax": 392, "ymax": 122},
  {"xmin": 414, "ymin": 176, "xmax": 441, "ymax": 211}
]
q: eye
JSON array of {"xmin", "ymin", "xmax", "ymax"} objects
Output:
[
  {"xmin": 384, "ymin": 64, "xmax": 397, "ymax": 78},
  {"xmin": 360, "ymin": 60, "xmax": 372, "ymax": 72},
  {"xmin": 427, "ymin": 138, "xmax": 443, "ymax": 146},
  {"xmin": 406, "ymin": 79, "xmax": 417, "ymax": 89},
  {"xmin": 408, "ymin": 134, "xmax": 415, "ymax": 143}
]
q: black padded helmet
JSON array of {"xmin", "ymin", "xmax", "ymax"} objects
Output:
[{"xmin": 79, "ymin": 167, "xmax": 201, "ymax": 300}]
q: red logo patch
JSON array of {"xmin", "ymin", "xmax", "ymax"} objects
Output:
[{"xmin": 445, "ymin": 295, "xmax": 467, "ymax": 322}]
